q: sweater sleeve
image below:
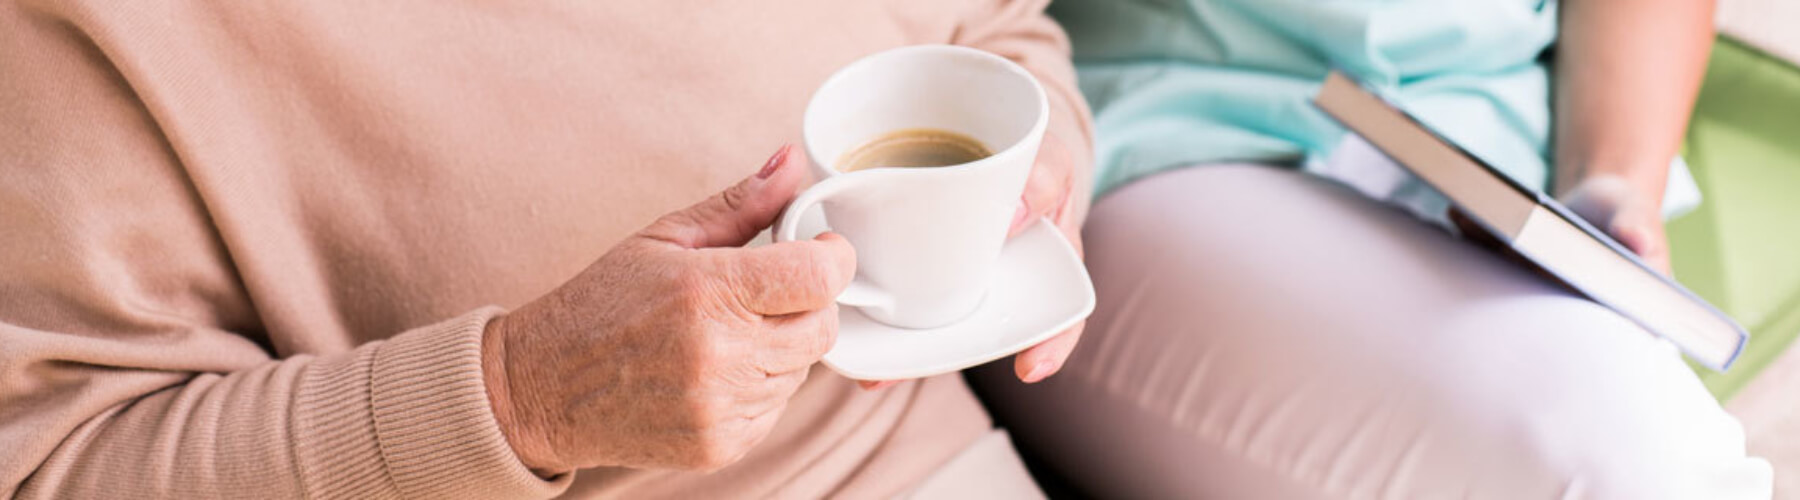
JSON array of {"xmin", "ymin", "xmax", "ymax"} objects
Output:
[
  {"xmin": 1, "ymin": 307, "xmax": 570, "ymax": 500},
  {"xmin": 949, "ymin": 0, "xmax": 1099, "ymax": 221},
  {"xmin": 0, "ymin": 4, "xmax": 567, "ymax": 499}
]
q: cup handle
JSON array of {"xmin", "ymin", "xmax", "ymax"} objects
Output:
[{"xmin": 774, "ymin": 174, "xmax": 898, "ymax": 312}]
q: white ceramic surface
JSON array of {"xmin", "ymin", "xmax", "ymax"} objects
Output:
[
  {"xmin": 777, "ymin": 45, "xmax": 1049, "ymax": 329},
  {"xmin": 822, "ymin": 219, "xmax": 1095, "ymax": 381}
]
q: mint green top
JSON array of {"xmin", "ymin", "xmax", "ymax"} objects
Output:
[{"xmin": 1051, "ymin": 0, "xmax": 1572, "ymax": 215}]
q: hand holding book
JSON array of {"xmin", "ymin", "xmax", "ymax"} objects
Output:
[
  {"xmin": 1313, "ymin": 71, "xmax": 1747, "ymax": 371},
  {"xmin": 1559, "ymin": 173, "xmax": 1674, "ymax": 275}
]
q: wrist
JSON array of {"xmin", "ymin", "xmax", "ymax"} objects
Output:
[
  {"xmin": 1558, "ymin": 158, "xmax": 1670, "ymax": 199},
  {"xmin": 482, "ymin": 313, "xmax": 565, "ymax": 476}
]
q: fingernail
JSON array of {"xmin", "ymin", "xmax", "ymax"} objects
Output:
[
  {"xmin": 1011, "ymin": 198, "xmax": 1031, "ymax": 229},
  {"xmin": 1024, "ymin": 359, "xmax": 1056, "ymax": 383},
  {"xmin": 757, "ymin": 144, "xmax": 792, "ymax": 179}
]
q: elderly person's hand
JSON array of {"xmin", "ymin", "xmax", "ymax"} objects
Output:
[
  {"xmin": 481, "ymin": 146, "xmax": 855, "ymax": 474},
  {"xmin": 1007, "ymin": 137, "xmax": 1087, "ymax": 382},
  {"xmin": 860, "ymin": 136, "xmax": 1087, "ymax": 390}
]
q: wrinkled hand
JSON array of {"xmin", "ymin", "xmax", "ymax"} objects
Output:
[
  {"xmin": 483, "ymin": 146, "xmax": 856, "ymax": 474},
  {"xmin": 1559, "ymin": 173, "xmax": 1672, "ymax": 275},
  {"xmin": 860, "ymin": 137, "xmax": 1087, "ymax": 390},
  {"xmin": 1008, "ymin": 137, "xmax": 1087, "ymax": 382}
]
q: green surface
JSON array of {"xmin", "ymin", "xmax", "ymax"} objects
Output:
[{"xmin": 1669, "ymin": 37, "xmax": 1800, "ymax": 402}]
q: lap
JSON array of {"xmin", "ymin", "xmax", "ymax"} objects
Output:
[{"xmin": 971, "ymin": 165, "xmax": 1771, "ymax": 499}]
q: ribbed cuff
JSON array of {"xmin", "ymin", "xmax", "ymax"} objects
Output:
[{"xmin": 294, "ymin": 307, "xmax": 571, "ymax": 500}]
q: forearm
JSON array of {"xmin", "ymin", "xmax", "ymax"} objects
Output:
[
  {"xmin": 1553, "ymin": 0, "xmax": 1716, "ymax": 196},
  {"xmin": 5, "ymin": 309, "xmax": 565, "ymax": 499}
]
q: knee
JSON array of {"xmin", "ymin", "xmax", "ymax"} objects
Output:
[
  {"xmin": 1419, "ymin": 299, "xmax": 1773, "ymax": 499},
  {"xmin": 1485, "ymin": 384, "xmax": 1773, "ymax": 500}
]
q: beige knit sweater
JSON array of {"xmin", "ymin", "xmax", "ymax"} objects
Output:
[{"xmin": 0, "ymin": 1, "xmax": 1093, "ymax": 498}]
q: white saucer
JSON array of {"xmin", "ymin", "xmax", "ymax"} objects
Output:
[{"xmin": 820, "ymin": 219, "xmax": 1096, "ymax": 381}]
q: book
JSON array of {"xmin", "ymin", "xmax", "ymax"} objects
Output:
[{"xmin": 1312, "ymin": 71, "xmax": 1748, "ymax": 371}]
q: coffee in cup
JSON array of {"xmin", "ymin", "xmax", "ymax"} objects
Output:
[{"xmin": 836, "ymin": 128, "xmax": 994, "ymax": 172}]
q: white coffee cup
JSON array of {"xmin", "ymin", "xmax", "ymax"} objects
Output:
[{"xmin": 776, "ymin": 45, "xmax": 1048, "ymax": 329}]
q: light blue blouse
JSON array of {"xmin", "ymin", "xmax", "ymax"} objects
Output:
[{"xmin": 1051, "ymin": 0, "xmax": 1695, "ymax": 218}]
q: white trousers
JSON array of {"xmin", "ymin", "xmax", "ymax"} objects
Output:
[{"xmin": 970, "ymin": 165, "xmax": 1773, "ymax": 499}]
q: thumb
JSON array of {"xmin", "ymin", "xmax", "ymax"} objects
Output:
[{"xmin": 640, "ymin": 144, "xmax": 807, "ymax": 248}]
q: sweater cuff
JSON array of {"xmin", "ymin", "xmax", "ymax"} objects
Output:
[{"xmin": 294, "ymin": 307, "xmax": 571, "ymax": 500}]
